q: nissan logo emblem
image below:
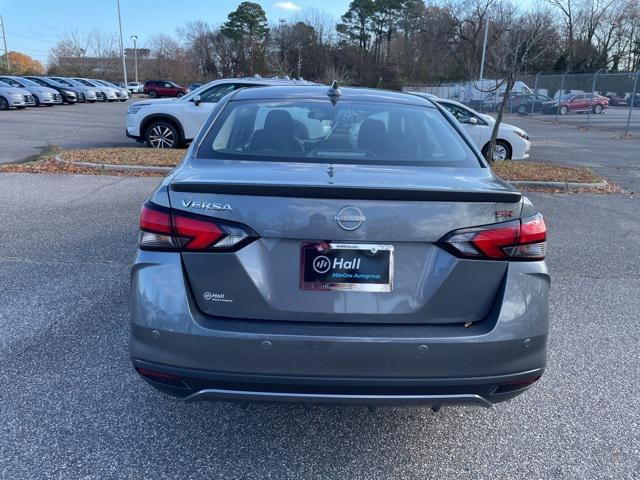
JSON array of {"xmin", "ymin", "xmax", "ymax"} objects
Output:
[{"xmin": 335, "ymin": 206, "xmax": 366, "ymax": 231}]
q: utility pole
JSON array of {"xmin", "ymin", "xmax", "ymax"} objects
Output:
[
  {"xmin": 130, "ymin": 35, "xmax": 138, "ymax": 83},
  {"xmin": 0, "ymin": 15, "xmax": 9, "ymax": 72},
  {"xmin": 296, "ymin": 44, "xmax": 302, "ymax": 79},
  {"xmin": 116, "ymin": 0, "xmax": 128, "ymax": 86},
  {"xmin": 479, "ymin": 16, "xmax": 489, "ymax": 82}
]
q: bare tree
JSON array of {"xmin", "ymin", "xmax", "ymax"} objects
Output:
[
  {"xmin": 447, "ymin": 0, "xmax": 496, "ymax": 79},
  {"xmin": 147, "ymin": 33, "xmax": 187, "ymax": 80},
  {"xmin": 484, "ymin": 4, "xmax": 557, "ymax": 162}
]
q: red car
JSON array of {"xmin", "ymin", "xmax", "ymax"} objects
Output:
[
  {"xmin": 143, "ymin": 80, "xmax": 188, "ymax": 98},
  {"xmin": 542, "ymin": 93, "xmax": 609, "ymax": 115}
]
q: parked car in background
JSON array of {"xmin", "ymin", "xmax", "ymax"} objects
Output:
[
  {"xmin": 128, "ymin": 77, "xmax": 315, "ymax": 148},
  {"xmin": 410, "ymin": 93, "xmax": 531, "ymax": 161},
  {"xmin": 188, "ymin": 83, "xmax": 203, "ymax": 91},
  {"xmin": 605, "ymin": 93, "xmax": 628, "ymax": 107},
  {"xmin": 0, "ymin": 76, "xmax": 62, "ymax": 106},
  {"xmin": 510, "ymin": 93, "xmax": 552, "ymax": 114},
  {"xmin": 127, "ymin": 81, "xmax": 144, "ymax": 94},
  {"xmin": 48, "ymin": 77, "xmax": 98, "ymax": 103},
  {"xmin": 23, "ymin": 76, "xmax": 79, "ymax": 104},
  {"xmin": 131, "ymin": 84, "xmax": 549, "ymax": 407},
  {"xmin": 72, "ymin": 78, "xmax": 119, "ymax": 102},
  {"xmin": 0, "ymin": 81, "xmax": 30, "ymax": 109},
  {"xmin": 92, "ymin": 79, "xmax": 130, "ymax": 101},
  {"xmin": 542, "ymin": 93, "xmax": 609, "ymax": 115},
  {"xmin": 624, "ymin": 92, "xmax": 640, "ymax": 107},
  {"xmin": 143, "ymin": 80, "xmax": 188, "ymax": 98},
  {"xmin": 481, "ymin": 91, "xmax": 507, "ymax": 111}
]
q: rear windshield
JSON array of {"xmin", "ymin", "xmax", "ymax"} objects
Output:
[{"xmin": 197, "ymin": 100, "xmax": 480, "ymax": 167}]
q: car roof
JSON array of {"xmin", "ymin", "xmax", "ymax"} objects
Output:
[
  {"xmin": 407, "ymin": 91, "xmax": 439, "ymax": 100},
  {"xmin": 430, "ymin": 98, "xmax": 479, "ymax": 111},
  {"xmin": 231, "ymin": 85, "xmax": 436, "ymax": 107}
]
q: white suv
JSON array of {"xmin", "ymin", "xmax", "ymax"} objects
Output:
[{"xmin": 126, "ymin": 77, "xmax": 315, "ymax": 148}]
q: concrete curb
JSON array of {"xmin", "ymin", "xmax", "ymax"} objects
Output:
[
  {"xmin": 54, "ymin": 155, "xmax": 173, "ymax": 173},
  {"xmin": 509, "ymin": 180, "xmax": 608, "ymax": 191}
]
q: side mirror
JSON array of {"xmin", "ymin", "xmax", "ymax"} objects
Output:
[
  {"xmin": 468, "ymin": 117, "xmax": 478, "ymax": 125},
  {"xmin": 193, "ymin": 95, "xmax": 202, "ymax": 106}
]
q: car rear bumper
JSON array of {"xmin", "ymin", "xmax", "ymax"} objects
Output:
[
  {"xmin": 130, "ymin": 251, "xmax": 549, "ymax": 406},
  {"xmin": 132, "ymin": 358, "xmax": 544, "ymax": 406}
]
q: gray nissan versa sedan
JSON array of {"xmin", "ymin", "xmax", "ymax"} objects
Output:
[{"xmin": 131, "ymin": 84, "xmax": 549, "ymax": 408}]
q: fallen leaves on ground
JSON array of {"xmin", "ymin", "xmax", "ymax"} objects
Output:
[
  {"xmin": 61, "ymin": 147, "xmax": 183, "ymax": 166},
  {"xmin": 1, "ymin": 149, "xmax": 612, "ymax": 189},
  {"xmin": 493, "ymin": 160, "xmax": 602, "ymax": 183},
  {"xmin": 0, "ymin": 156, "xmax": 163, "ymax": 176}
]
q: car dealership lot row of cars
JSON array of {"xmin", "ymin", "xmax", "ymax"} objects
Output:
[{"xmin": 0, "ymin": 76, "xmax": 131, "ymax": 110}]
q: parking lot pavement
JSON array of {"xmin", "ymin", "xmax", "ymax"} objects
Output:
[
  {"xmin": 523, "ymin": 106, "xmax": 640, "ymax": 135},
  {"xmin": 0, "ymin": 99, "xmax": 137, "ymax": 164},
  {"xmin": 503, "ymin": 114, "xmax": 640, "ymax": 192},
  {"xmin": 0, "ymin": 172, "xmax": 638, "ymax": 479}
]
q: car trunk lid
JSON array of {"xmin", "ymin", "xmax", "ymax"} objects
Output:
[{"xmin": 169, "ymin": 160, "xmax": 521, "ymax": 325}]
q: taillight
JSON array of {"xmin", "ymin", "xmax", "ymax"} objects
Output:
[
  {"xmin": 439, "ymin": 213, "xmax": 547, "ymax": 261},
  {"xmin": 139, "ymin": 202, "xmax": 256, "ymax": 252}
]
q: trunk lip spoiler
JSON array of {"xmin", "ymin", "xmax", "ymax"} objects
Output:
[{"xmin": 170, "ymin": 182, "xmax": 522, "ymax": 203}]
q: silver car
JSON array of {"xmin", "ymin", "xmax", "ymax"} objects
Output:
[
  {"xmin": 49, "ymin": 77, "xmax": 98, "ymax": 103},
  {"xmin": 130, "ymin": 85, "xmax": 549, "ymax": 408},
  {"xmin": 92, "ymin": 79, "xmax": 129, "ymax": 101},
  {"xmin": 71, "ymin": 78, "xmax": 118, "ymax": 102},
  {"xmin": 0, "ymin": 76, "xmax": 63, "ymax": 106},
  {"xmin": 0, "ymin": 81, "xmax": 32, "ymax": 109}
]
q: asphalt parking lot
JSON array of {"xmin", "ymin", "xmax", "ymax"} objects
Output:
[
  {"xmin": 0, "ymin": 174, "xmax": 638, "ymax": 478},
  {"xmin": 493, "ymin": 105, "xmax": 640, "ymax": 135},
  {"xmin": 504, "ymin": 114, "xmax": 640, "ymax": 193},
  {"xmin": 0, "ymin": 99, "xmax": 139, "ymax": 164},
  {"xmin": 1, "ymin": 99, "xmax": 639, "ymax": 479}
]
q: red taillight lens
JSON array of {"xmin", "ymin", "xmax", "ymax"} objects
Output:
[
  {"xmin": 138, "ymin": 202, "xmax": 256, "ymax": 252},
  {"xmin": 440, "ymin": 213, "xmax": 547, "ymax": 261},
  {"xmin": 470, "ymin": 223, "xmax": 520, "ymax": 259},
  {"xmin": 173, "ymin": 215, "xmax": 224, "ymax": 250},
  {"xmin": 140, "ymin": 204, "xmax": 172, "ymax": 234},
  {"xmin": 139, "ymin": 204, "xmax": 176, "ymax": 249}
]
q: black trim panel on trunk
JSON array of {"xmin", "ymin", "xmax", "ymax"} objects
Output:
[{"xmin": 170, "ymin": 183, "xmax": 522, "ymax": 203}]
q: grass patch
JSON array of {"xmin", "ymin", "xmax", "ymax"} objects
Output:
[{"xmin": 493, "ymin": 161, "xmax": 602, "ymax": 183}]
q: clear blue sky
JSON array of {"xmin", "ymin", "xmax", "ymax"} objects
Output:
[{"xmin": 0, "ymin": 0, "xmax": 349, "ymax": 64}]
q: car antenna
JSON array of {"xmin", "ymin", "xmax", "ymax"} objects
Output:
[{"xmin": 327, "ymin": 80, "xmax": 341, "ymax": 104}]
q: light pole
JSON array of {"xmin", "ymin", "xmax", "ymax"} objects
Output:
[
  {"xmin": 0, "ymin": 15, "xmax": 9, "ymax": 71},
  {"xmin": 479, "ymin": 16, "xmax": 489, "ymax": 82},
  {"xmin": 116, "ymin": 0, "xmax": 128, "ymax": 86},
  {"xmin": 130, "ymin": 35, "xmax": 138, "ymax": 83}
]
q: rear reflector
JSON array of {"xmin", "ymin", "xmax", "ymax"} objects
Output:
[
  {"xmin": 493, "ymin": 376, "xmax": 541, "ymax": 394},
  {"xmin": 138, "ymin": 202, "xmax": 257, "ymax": 252},
  {"xmin": 135, "ymin": 367, "xmax": 188, "ymax": 389},
  {"xmin": 439, "ymin": 213, "xmax": 547, "ymax": 261}
]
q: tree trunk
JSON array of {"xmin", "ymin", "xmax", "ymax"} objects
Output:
[{"xmin": 486, "ymin": 77, "xmax": 514, "ymax": 164}]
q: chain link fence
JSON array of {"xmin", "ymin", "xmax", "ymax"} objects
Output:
[{"xmin": 405, "ymin": 71, "xmax": 640, "ymax": 134}]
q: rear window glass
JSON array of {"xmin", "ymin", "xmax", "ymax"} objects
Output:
[{"xmin": 198, "ymin": 100, "xmax": 480, "ymax": 167}]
